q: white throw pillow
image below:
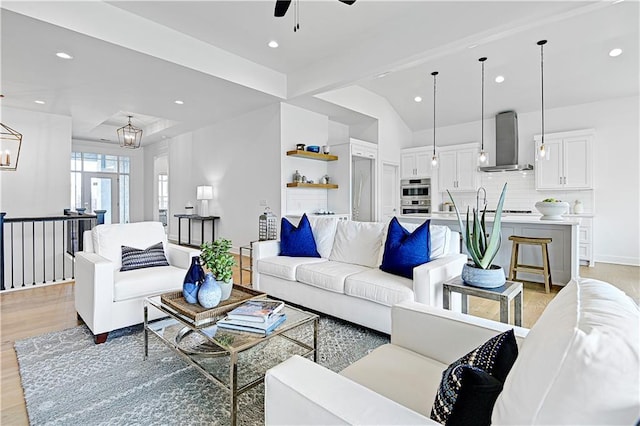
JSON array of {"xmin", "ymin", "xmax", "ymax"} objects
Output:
[
  {"xmin": 307, "ymin": 216, "xmax": 339, "ymax": 259},
  {"xmin": 492, "ymin": 278, "xmax": 640, "ymax": 425},
  {"xmin": 329, "ymin": 221, "xmax": 385, "ymax": 268}
]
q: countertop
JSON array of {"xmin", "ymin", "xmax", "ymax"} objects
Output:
[{"xmin": 400, "ymin": 213, "xmax": 581, "ymax": 226}]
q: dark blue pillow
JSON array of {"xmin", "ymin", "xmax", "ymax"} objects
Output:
[
  {"xmin": 380, "ymin": 217, "xmax": 430, "ymax": 279},
  {"xmin": 280, "ymin": 214, "xmax": 320, "ymax": 258}
]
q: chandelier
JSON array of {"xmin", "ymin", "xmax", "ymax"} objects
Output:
[
  {"xmin": 0, "ymin": 122, "xmax": 23, "ymax": 171},
  {"xmin": 117, "ymin": 115, "xmax": 142, "ymax": 149}
]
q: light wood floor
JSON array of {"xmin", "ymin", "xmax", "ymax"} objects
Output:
[{"xmin": 1, "ymin": 259, "xmax": 638, "ymax": 425}]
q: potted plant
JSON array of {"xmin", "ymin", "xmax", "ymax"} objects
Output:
[
  {"xmin": 200, "ymin": 238, "xmax": 237, "ymax": 301},
  {"xmin": 448, "ymin": 183, "xmax": 508, "ymax": 288}
]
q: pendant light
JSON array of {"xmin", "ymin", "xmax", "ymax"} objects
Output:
[
  {"xmin": 478, "ymin": 57, "xmax": 489, "ymax": 165},
  {"xmin": 431, "ymin": 71, "xmax": 439, "ymax": 168},
  {"xmin": 536, "ymin": 40, "xmax": 548, "ymax": 160},
  {"xmin": 0, "ymin": 122, "xmax": 23, "ymax": 171},
  {"xmin": 117, "ymin": 115, "xmax": 143, "ymax": 149}
]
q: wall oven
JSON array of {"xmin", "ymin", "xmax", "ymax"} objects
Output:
[{"xmin": 401, "ymin": 178, "xmax": 431, "ymax": 215}]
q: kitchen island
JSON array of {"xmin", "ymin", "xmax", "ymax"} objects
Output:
[{"xmin": 399, "ymin": 213, "xmax": 581, "ymax": 285}]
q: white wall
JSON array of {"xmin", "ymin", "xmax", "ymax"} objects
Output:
[
  {"xmin": 165, "ymin": 104, "xmax": 281, "ymax": 250},
  {"xmin": 412, "ymin": 95, "xmax": 640, "ymax": 266},
  {"xmin": 72, "ymin": 139, "xmax": 145, "ymax": 223},
  {"xmin": 0, "ymin": 107, "xmax": 71, "ymax": 216}
]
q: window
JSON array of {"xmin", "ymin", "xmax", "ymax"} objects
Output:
[
  {"xmin": 70, "ymin": 152, "xmax": 131, "ymax": 223},
  {"xmin": 158, "ymin": 174, "xmax": 168, "ymax": 226}
]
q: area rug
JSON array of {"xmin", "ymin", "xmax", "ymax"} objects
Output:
[{"xmin": 15, "ymin": 316, "xmax": 389, "ymax": 425}]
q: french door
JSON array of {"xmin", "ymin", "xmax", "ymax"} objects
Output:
[{"xmin": 81, "ymin": 172, "xmax": 119, "ymax": 224}]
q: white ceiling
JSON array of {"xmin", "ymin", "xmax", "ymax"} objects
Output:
[{"xmin": 1, "ymin": 1, "xmax": 638, "ymax": 145}]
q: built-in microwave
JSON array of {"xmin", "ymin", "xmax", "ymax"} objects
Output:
[{"xmin": 401, "ymin": 178, "xmax": 430, "ymax": 198}]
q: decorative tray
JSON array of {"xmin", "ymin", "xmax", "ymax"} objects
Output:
[{"xmin": 160, "ymin": 285, "xmax": 266, "ymax": 327}]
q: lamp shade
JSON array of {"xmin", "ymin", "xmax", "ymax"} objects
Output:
[{"xmin": 197, "ymin": 186, "xmax": 213, "ymax": 200}]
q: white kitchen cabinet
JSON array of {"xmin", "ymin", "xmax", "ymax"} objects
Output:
[
  {"xmin": 352, "ymin": 140, "xmax": 377, "ymax": 160},
  {"xmin": 535, "ymin": 129, "xmax": 594, "ymax": 190},
  {"xmin": 438, "ymin": 143, "xmax": 479, "ymax": 192},
  {"xmin": 401, "ymin": 147, "xmax": 432, "ymax": 178},
  {"xmin": 576, "ymin": 216, "xmax": 594, "ymax": 267}
]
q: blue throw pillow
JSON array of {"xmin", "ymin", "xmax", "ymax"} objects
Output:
[
  {"xmin": 280, "ymin": 214, "xmax": 320, "ymax": 258},
  {"xmin": 380, "ymin": 217, "xmax": 430, "ymax": 279}
]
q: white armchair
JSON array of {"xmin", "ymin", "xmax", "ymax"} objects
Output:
[{"xmin": 74, "ymin": 221, "xmax": 200, "ymax": 343}]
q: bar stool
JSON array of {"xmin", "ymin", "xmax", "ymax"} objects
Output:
[{"xmin": 508, "ymin": 236, "xmax": 553, "ymax": 293}]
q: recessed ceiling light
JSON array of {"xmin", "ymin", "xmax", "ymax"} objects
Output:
[
  {"xmin": 174, "ymin": 100, "xmax": 184, "ymax": 105},
  {"xmin": 56, "ymin": 52, "xmax": 73, "ymax": 59},
  {"xmin": 467, "ymin": 44, "xmax": 479, "ymax": 49},
  {"xmin": 414, "ymin": 96, "xmax": 422, "ymax": 103},
  {"xmin": 34, "ymin": 100, "xmax": 46, "ymax": 104},
  {"xmin": 612, "ymin": 0, "xmax": 624, "ymax": 4},
  {"xmin": 377, "ymin": 72, "xmax": 389, "ymax": 78},
  {"xmin": 609, "ymin": 48, "xmax": 623, "ymax": 57},
  {"xmin": 268, "ymin": 40, "xmax": 279, "ymax": 48},
  {"xmin": 495, "ymin": 75, "xmax": 505, "ymax": 83}
]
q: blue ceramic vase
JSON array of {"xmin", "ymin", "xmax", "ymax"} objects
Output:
[
  {"xmin": 183, "ymin": 256, "xmax": 205, "ymax": 304},
  {"xmin": 198, "ymin": 272, "xmax": 222, "ymax": 309}
]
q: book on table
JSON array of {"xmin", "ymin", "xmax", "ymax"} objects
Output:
[
  {"xmin": 226, "ymin": 300, "xmax": 285, "ymax": 323},
  {"xmin": 217, "ymin": 313, "xmax": 287, "ymax": 335}
]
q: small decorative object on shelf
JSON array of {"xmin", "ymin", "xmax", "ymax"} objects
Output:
[
  {"xmin": 306, "ymin": 145, "xmax": 320, "ymax": 153},
  {"xmin": 449, "ymin": 183, "xmax": 508, "ymax": 288},
  {"xmin": 184, "ymin": 202, "xmax": 194, "ymax": 215},
  {"xmin": 293, "ymin": 169, "xmax": 302, "ymax": 183},
  {"xmin": 183, "ymin": 256, "xmax": 205, "ymax": 304},
  {"xmin": 259, "ymin": 207, "xmax": 278, "ymax": 241},
  {"xmin": 573, "ymin": 199, "xmax": 584, "ymax": 214},
  {"xmin": 323, "ymin": 145, "xmax": 330, "ymax": 154},
  {"xmin": 200, "ymin": 238, "xmax": 236, "ymax": 301},
  {"xmin": 198, "ymin": 272, "xmax": 222, "ymax": 308},
  {"xmin": 296, "ymin": 143, "xmax": 306, "ymax": 150}
]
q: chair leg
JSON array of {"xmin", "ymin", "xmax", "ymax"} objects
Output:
[
  {"xmin": 94, "ymin": 333, "xmax": 109, "ymax": 344},
  {"xmin": 509, "ymin": 241, "xmax": 519, "ymax": 281},
  {"xmin": 541, "ymin": 243, "xmax": 551, "ymax": 294}
]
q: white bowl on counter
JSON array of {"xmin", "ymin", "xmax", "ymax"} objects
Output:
[{"xmin": 535, "ymin": 201, "xmax": 570, "ymax": 220}]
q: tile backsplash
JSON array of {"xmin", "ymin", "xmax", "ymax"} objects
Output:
[{"xmin": 439, "ymin": 172, "xmax": 594, "ymax": 214}]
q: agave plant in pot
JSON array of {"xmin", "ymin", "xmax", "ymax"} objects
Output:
[
  {"xmin": 448, "ymin": 183, "xmax": 508, "ymax": 289},
  {"xmin": 200, "ymin": 238, "xmax": 237, "ymax": 302}
]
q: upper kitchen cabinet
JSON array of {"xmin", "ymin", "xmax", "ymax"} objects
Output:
[
  {"xmin": 401, "ymin": 146, "xmax": 432, "ymax": 178},
  {"xmin": 438, "ymin": 143, "xmax": 479, "ymax": 192},
  {"xmin": 535, "ymin": 129, "xmax": 594, "ymax": 190}
]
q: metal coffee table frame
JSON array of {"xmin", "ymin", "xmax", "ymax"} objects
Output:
[{"xmin": 144, "ymin": 296, "xmax": 319, "ymax": 426}]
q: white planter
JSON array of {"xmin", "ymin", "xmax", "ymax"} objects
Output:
[{"xmin": 535, "ymin": 201, "xmax": 569, "ymax": 220}]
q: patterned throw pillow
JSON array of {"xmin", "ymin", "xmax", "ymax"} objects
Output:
[
  {"xmin": 120, "ymin": 242, "xmax": 169, "ymax": 272},
  {"xmin": 431, "ymin": 329, "xmax": 518, "ymax": 425},
  {"xmin": 279, "ymin": 214, "xmax": 320, "ymax": 258},
  {"xmin": 380, "ymin": 217, "xmax": 430, "ymax": 279}
]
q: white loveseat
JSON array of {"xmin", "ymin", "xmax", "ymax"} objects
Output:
[
  {"xmin": 75, "ymin": 221, "xmax": 200, "ymax": 343},
  {"xmin": 253, "ymin": 217, "xmax": 467, "ymax": 334},
  {"xmin": 265, "ymin": 278, "xmax": 640, "ymax": 425}
]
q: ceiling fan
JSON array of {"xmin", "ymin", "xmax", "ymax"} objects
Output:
[
  {"xmin": 274, "ymin": 0, "xmax": 356, "ymax": 17},
  {"xmin": 275, "ymin": 0, "xmax": 356, "ymax": 32}
]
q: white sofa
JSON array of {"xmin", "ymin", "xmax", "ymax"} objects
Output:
[
  {"xmin": 75, "ymin": 221, "xmax": 200, "ymax": 343},
  {"xmin": 265, "ymin": 278, "xmax": 640, "ymax": 425},
  {"xmin": 253, "ymin": 217, "xmax": 467, "ymax": 334}
]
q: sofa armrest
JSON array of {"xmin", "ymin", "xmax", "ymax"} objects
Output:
[
  {"xmin": 412, "ymin": 253, "xmax": 467, "ymax": 309},
  {"xmin": 74, "ymin": 251, "xmax": 116, "ymax": 335},
  {"xmin": 166, "ymin": 243, "xmax": 200, "ymax": 270},
  {"xmin": 391, "ymin": 301, "xmax": 529, "ymax": 365},
  {"xmin": 265, "ymin": 355, "xmax": 434, "ymax": 425},
  {"xmin": 253, "ymin": 240, "xmax": 280, "ymax": 260}
]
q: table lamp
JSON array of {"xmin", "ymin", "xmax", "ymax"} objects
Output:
[{"xmin": 197, "ymin": 186, "xmax": 213, "ymax": 217}]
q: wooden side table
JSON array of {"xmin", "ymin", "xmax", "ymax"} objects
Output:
[{"xmin": 443, "ymin": 276, "xmax": 523, "ymax": 326}]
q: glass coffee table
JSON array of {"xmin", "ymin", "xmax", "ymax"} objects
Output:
[{"xmin": 144, "ymin": 292, "xmax": 319, "ymax": 426}]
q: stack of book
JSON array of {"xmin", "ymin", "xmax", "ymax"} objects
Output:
[{"xmin": 217, "ymin": 300, "xmax": 286, "ymax": 335}]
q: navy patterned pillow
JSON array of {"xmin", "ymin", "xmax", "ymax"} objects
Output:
[
  {"xmin": 120, "ymin": 242, "xmax": 169, "ymax": 272},
  {"xmin": 431, "ymin": 329, "xmax": 518, "ymax": 425}
]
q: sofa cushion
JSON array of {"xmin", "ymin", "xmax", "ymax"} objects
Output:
[
  {"xmin": 113, "ymin": 265, "xmax": 184, "ymax": 301},
  {"xmin": 492, "ymin": 279, "xmax": 640, "ymax": 425},
  {"xmin": 381, "ymin": 217, "xmax": 430, "ymax": 279},
  {"xmin": 308, "ymin": 216, "xmax": 339, "ymax": 259},
  {"xmin": 344, "ymin": 268, "xmax": 414, "ymax": 307},
  {"xmin": 329, "ymin": 221, "xmax": 385, "ymax": 268},
  {"xmin": 92, "ymin": 222, "xmax": 168, "ymax": 270},
  {"xmin": 297, "ymin": 261, "xmax": 370, "ymax": 294},
  {"xmin": 431, "ymin": 329, "xmax": 518, "ymax": 424},
  {"xmin": 280, "ymin": 214, "xmax": 320, "ymax": 258},
  {"xmin": 397, "ymin": 221, "xmax": 451, "ymax": 259},
  {"xmin": 258, "ymin": 256, "xmax": 327, "ymax": 281},
  {"xmin": 341, "ymin": 344, "xmax": 447, "ymax": 418},
  {"xmin": 120, "ymin": 242, "xmax": 169, "ymax": 272}
]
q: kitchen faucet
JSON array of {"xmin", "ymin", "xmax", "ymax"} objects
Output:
[{"xmin": 476, "ymin": 187, "xmax": 487, "ymax": 213}]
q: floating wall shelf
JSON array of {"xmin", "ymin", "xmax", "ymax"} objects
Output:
[
  {"xmin": 286, "ymin": 150, "xmax": 338, "ymax": 161},
  {"xmin": 286, "ymin": 183, "xmax": 339, "ymax": 189}
]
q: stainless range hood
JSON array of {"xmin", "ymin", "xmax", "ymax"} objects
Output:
[{"xmin": 479, "ymin": 111, "xmax": 533, "ymax": 172}]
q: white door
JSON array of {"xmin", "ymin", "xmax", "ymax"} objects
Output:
[
  {"xmin": 382, "ymin": 162, "xmax": 399, "ymax": 221},
  {"xmin": 564, "ymin": 136, "xmax": 592, "ymax": 189},
  {"xmin": 82, "ymin": 172, "xmax": 119, "ymax": 224},
  {"xmin": 535, "ymin": 138, "xmax": 564, "ymax": 189}
]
